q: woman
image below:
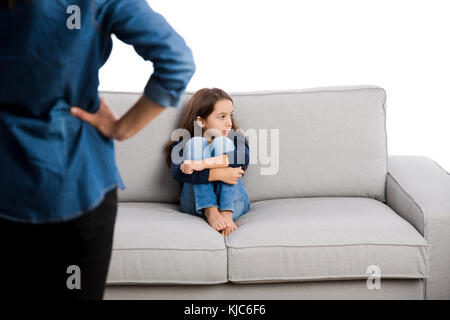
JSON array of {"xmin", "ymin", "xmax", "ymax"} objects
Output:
[{"xmin": 0, "ymin": 0, "xmax": 195, "ymax": 299}]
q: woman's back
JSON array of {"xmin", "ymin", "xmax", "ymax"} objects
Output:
[
  {"xmin": 0, "ymin": 0, "xmax": 195, "ymax": 299},
  {"xmin": 1, "ymin": 0, "xmax": 106, "ymax": 115},
  {"xmin": 0, "ymin": 0, "xmax": 196, "ymax": 223}
]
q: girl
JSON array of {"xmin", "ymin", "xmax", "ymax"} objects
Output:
[{"xmin": 165, "ymin": 88, "xmax": 250, "ymax": 236}]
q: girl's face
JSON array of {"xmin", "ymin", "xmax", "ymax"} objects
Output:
[{"xmin": 197, "ymin": 99, "xmax": 234, "ymax": 139}]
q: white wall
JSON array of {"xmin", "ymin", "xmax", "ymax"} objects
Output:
[{"xmin": 99, "ymin": 0, "xmax": 450, "ymax": 172}]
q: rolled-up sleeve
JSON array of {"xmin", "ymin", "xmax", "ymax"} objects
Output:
[{"xmin": 102, "ymin": 0, "xmax": 196, "ymax": 107}]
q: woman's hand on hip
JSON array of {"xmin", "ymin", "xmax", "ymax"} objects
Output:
[{"xmin": 70, "ymin": 98, "xmax": 120, "ymax": 140}]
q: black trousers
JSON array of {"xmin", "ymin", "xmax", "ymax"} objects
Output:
[{"xmin": 0, "ymin": 188, "xmax": 118, "ymax": 300}]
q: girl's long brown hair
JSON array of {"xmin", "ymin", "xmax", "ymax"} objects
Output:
[{"xmin": 164, "ymin": 88, "xmax": 248, "ymax": 171}]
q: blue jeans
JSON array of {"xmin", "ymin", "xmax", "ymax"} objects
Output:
[{"xmin": 179, "ymin": 136, "xmax": 250, "ymax": 221}]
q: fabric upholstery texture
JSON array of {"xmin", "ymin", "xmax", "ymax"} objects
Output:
[
  {"xmin": 225, "ymin": 197, "xmax": 429, "ymax": 282},
  {"xmin": 106, "ymin": 198, "xmax": 429, "ymax": 284},
  {"xmin": 100, "ymin": 86, "xmax": 450, "ymax": 299},
  {"xmin": 105, "ymin": 85, "xmax": 387, "ymax": 203},
  {"xmin": 387, "ymin": 155, "xmax": 450, "ymax": 299},
  {"xmin": 107, "ymin": 202, "xmax": 227, "ymax": 284},
  {"xmin": 104, "ymin": 280, "xmax": 425, "ymax": 300}
]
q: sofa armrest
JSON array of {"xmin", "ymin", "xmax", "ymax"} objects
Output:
[{"xmin": 386, "ymin": 155, "xmax": 450, "ymax": 299}]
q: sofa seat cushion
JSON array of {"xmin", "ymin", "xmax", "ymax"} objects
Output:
[
  {"xmin": 226, "ymin": 197, "xmax": 430, "ymax": 283},
  {"xmin": 107, "ymin": 202, "xmax": 227, "ymax": 285}
]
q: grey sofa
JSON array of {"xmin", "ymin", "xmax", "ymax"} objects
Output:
[{"xmin": 101, "ymin": 85, "xmax": 450, "ymax": 300}]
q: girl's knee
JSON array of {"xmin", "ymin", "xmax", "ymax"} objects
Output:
[
  {"xmin": 184, "ymin": 137, "xmax": 209, "ymax": 160},
  {"xmin": 186, "ymin": 136, "xmax": 209, "ymax": 148},
  {"xmin": 210, "ymin": 136, "xmax": 235, "ymax": 156}
]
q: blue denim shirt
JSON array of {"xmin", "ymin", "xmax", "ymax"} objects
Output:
[{"xmin": 0, "ymin": 0, "xmax": 196, "ymax": 223}]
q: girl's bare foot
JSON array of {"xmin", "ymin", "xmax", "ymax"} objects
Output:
[
  {"xmin": 219, "ymin": 211, "xmax": 238, "ymax": 236},
  {"xmin": 204, "ymin": 207, "xmax": 230, "ymax": 231}
]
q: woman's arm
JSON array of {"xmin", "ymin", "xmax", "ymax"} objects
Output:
[
  {"xmin": 102, "ymin": 0, "xmax": 196, "ymax": 109},
  {"xmin": 71, "ymin": 95, "xmax": 166, "ymax": 141},
  {"xmin": 73, "ymin": 1, "xmax": 196, "ymax": 141},
  {"xmin": 92, "ymin": 0, "xmax": 195, "ymax": 141},
  {"xmin": 113, "ymin": 95, "xmax": 166, "ymax": 141}
]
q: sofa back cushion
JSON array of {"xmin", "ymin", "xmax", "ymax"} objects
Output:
[{"xmin": 105, "ymin": 85, "xmax": 387, "ymax": 203}]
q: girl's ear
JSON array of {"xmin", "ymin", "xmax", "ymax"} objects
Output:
[{"xmin": 195, "ymin": 116, "xmax": 205, "ymax": 128}]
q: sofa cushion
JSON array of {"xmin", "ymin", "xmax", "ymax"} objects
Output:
[
  {"xmin": 226, "ymin": 85, "xmax": 388, "ymax": 203},
  {"xmin": 226, "ymin": 197, "xmax": 429, "ymax": 283},
  {"xmin": 106, "ymin": 202, "xmax": 227, "ymax": 285},
  {"xmin": 104, "ymin": 85, "xmax": 387, "ymax": 204},
  {"xmin": 104, "ymin": 91, "xmax": 189, "ymax": 203}
]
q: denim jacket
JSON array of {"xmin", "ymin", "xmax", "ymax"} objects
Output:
[{"xmin": 0, "ymin": 0, "xmax": 196, "ymax": 223}]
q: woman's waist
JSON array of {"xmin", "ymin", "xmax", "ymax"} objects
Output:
[{"xmin": 0, "ymin": 114, "xmax": 115, "ymax": 172}]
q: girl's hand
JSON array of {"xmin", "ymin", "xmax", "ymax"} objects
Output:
[
  {"xmin": 70, "ymin": 98, "xmax": 120, "ymax": 140},
  {"xmin": 181, "ymin": 160, "xmax": 205, "ymax": 174},
  {"xmin": 217, "ymin": 167, "xmax": 244, "ymax": 184}
]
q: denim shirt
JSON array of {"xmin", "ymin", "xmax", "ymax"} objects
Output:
[{"xmin": 0, "ymin": 0, "xmax": 196, "ymax": 223}]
